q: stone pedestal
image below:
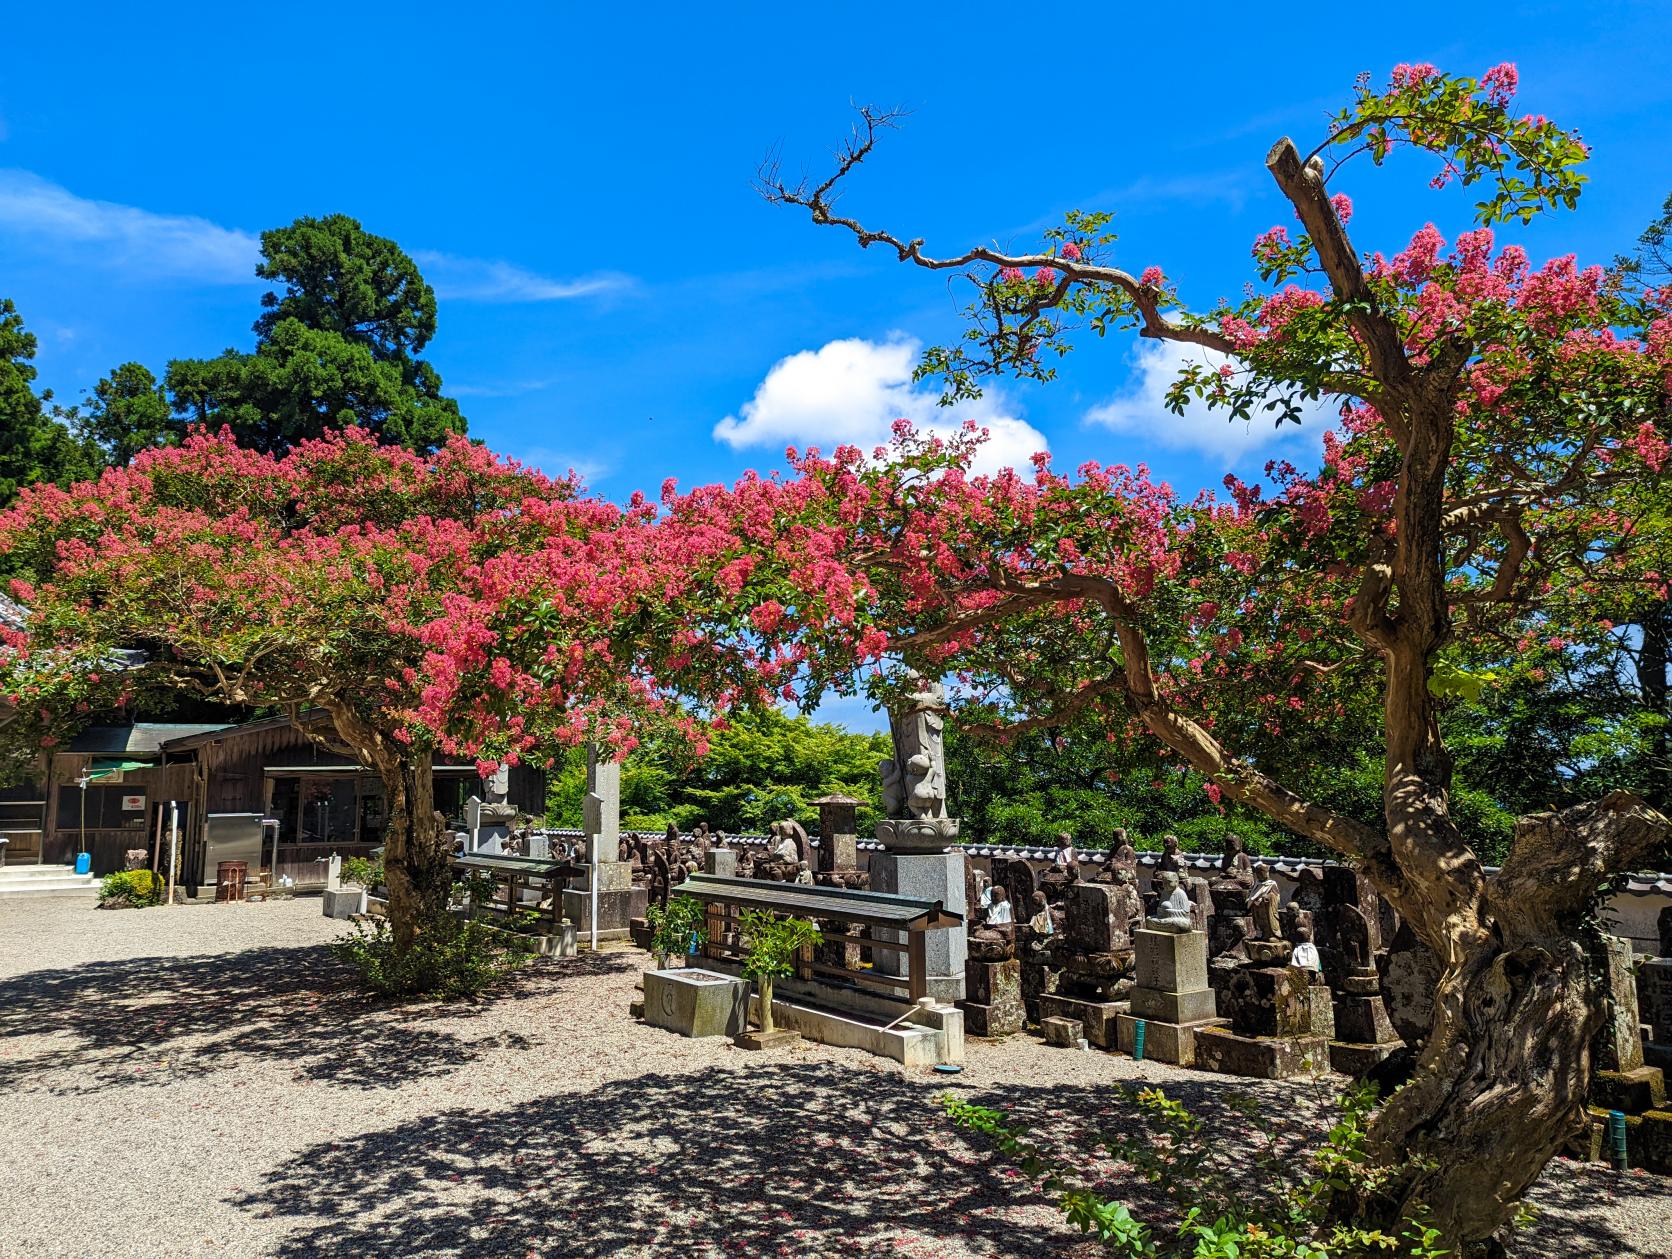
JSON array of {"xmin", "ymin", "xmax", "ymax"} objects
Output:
[
  {"xmin": 704, "ymin": 848, "xmax": 738, "ymax": 878},
  {"xmin": 1042, "ymin": 1016, "xmax": 1083, "ymax": 1047},
  {"xmin": 869, "ymin": 849, "xmax": 966, "ymax": 1002},
  {"xmin": 961, "ymin": 959, "xmax": 1024, "ymax": 1038},
  {"xmin": 1038, "ymin": 992, "xmax": 1126, "ymax": 1049},
  {"xmin": 1115, "ymin": 929, "xmax": 1222, "ymax": 1065},
  {"xmin": 1194, "ymin": 1027, "xmax": 1331, "ymax": 1079}
]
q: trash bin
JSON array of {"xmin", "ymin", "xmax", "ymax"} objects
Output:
[
  {"xmin": 74, "ymin": 852, "xmax": 92, "ymax": 876},
  {"xmin": 216, "ymin": 860, "xmax": 248, "ymax": 902}
]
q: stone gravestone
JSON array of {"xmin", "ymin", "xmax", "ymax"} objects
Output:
[
  {"xmin": 560, "ymin": 746, "xmax": 644, "ymax": 940},
  {"xmin": 1590, "ymin": 933, "xmax": 1666, "ymax": 1117},
  {"xmin": 1115, "ymin": 928, "xmax": 1224, "ymax": 1065},
  {"xmin": 1037, "ymin": 877, "xmax": 1141, "ymax": 1049}
]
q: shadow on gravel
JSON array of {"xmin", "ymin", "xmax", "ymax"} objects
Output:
[
  {"xmin": 1517, "ymin": 1157, "xmax": 1671, "ymax": 1259},
  {"xmin": 233, "ymin": 1061, "xmax": 1329, "ymax": 1259},
  {"xmin": 230, "ymin": 1054, "xmax": 1668, "ymax": 1259},
  {"xmin": 0, "ymin": 942, "xmax": 634, "ymax": 1096}
]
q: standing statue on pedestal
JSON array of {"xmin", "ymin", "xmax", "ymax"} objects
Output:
[{"xmin": 875, "ymin": 674, "xmax": 961, "ymax": 852}]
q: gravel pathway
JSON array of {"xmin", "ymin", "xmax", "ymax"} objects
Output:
[{"xmin": 0, "ymin": 896, "xmax": 1665, "ymax": 1258}]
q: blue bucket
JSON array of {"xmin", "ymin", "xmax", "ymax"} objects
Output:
[{"xmin": 74, "ymin": 852, "xmax": 91, "ymax": 876}]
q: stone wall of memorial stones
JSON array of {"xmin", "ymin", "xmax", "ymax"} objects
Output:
[{"xmin": 530, "ymin": 826, "xmax": 1671, "ymax": 953}]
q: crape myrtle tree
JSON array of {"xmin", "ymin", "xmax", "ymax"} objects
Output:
[
  {"xmin": 658, "ymin": 67, "xmax": 1672, "ymax": 1247},
  {"xmin": 0, "ymin": 428, "xmax": 762, "ymax": 951}
]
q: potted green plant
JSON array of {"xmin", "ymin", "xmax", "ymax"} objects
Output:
[
  {"xmin": 737, "ymin": 908, "xmax": 821, "ymax": 1046},
  {"xmin": 646, "ymin": 894, "xmax": 707, "ymax": 970}
]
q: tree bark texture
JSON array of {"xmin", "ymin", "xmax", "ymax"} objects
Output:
[
  {"xmin": 320, "ymin": 700, "xmax": 449, "ymax": 952},
  {"xmin": 1354, "ymin": 793, "xmax": 1668, "ymax": 1249}
]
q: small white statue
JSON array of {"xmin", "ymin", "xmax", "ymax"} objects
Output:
[
  {"xmin": 986, "ymin": 887, "xmax": 1013, "ymax": 926},
  {"xmin": 1290, "ymin": 926, "xmax": 1322, "ymax": 971}
]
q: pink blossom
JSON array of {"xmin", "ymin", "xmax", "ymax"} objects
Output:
[
  {"xmin": 1481, "ymin": 62, "xmax": 1519, "ymax": 107},
  {"xmin": 1330, "ymin": 192, "xmax": 1353, "ymax": 225},
  {"xmin": 1139, "ymin": 265, "xmax": 1164, "ymax": 287},
  {"xmin": 1060, "ymin": 242, "xmax": 1082, "ymax": 261}
]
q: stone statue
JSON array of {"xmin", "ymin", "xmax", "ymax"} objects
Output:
[
  {"xmin": 1110, "ymin": 867, "xmax": 1144, "ymax": 938},
  {"xmin": 1290, "ymin": 924, "xmax": 1322, "ymax": 972},
  {"xmin": 1146, "ymin": 870, "xmax": 1195, "ymax": 933},
  {"xmin": 1112, "ymin": 836, "xmax": 1138, "ymax": 876},
  {"xmin": 1334, "ymin": 904, "xmax": 1374, "ymax": 971},
  {"xmin": 876, "ymin": 674, "xmax": 960, "ymax": 850},
  {"xmin": 1054, "ymin": 832, "xmax": 1077, "ymax": 872},
  {"xmin": 771, "ymin": 822, "xmax": 800, "ymax": 864},
  {"xmin": 1027, "ymin": 890, "xmax": 1055, "ymax": 936},
  {"xmin": 794, "ymin": 860, "xmax": 813, "ymax": 885},
  {"xmin": 1248, "ymin": 862, "xmax": 1281, "ymax": 940},
  {"xmin": 1157, "ymin": 833, "xmax": 1183, "ymax": 873},
  {"xmin": 986, "ymin": 885, "xmax": 1014, "ymax": 925},
  {"xmin": 1214, "ymin": 832, "xmax": 1254, "ymax": 890}
]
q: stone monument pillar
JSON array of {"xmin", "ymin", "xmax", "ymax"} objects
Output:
[
  {"xmin": 1115, "ymin": 927, "xmax": 1224, "ymax": 1065},
  {"xmin": 560, "ymin": 745, "xmax": 644, "ymax": 940},
  {"xmin": 870, "ymin": 676, "xmax": 966, "ymax": 1002}
]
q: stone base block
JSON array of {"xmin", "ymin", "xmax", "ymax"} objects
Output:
[
  {"xmin": 1042, "ymin": 1016, "xmax": 1083, "ymax": 1047},
  {"xmin": 1129, "ymin": 985, "xmax": 1217, "ymax": 1026},
  {"xmin": 1193, "ymin": 1027, "xmax": 1330, "ymax": 1079},
  {"xmin": 1246, "ymin": 939, "xmax": 1290, "ymax": 965},
  {"xmin": 1585, "ymin": 1106, "xmax": 1672, "ymax": 1175},
  {"xmin": 736, "ymin": 1027, "xmax": 801, "ymax": 1051},
  {"xmin": 1114, "ymin": 1013, "xmax": 1228, "ymax": 1066},
  {"xmin": 562, "ymin": 886, "xmax": 646, "ymax": 940},
  {"xmin": 1329, "ymin": 1040, "xmax": 1403, "ymax": 1077},
  {"xmin": 1038, "ymin": 993, "xmax": 1127, "ymax": 1049},
  {"xmin": 961, "ymin": 1000, "xmax": 1024, "ymax": 1039},
  {"xmin": 643, "ymin": 967, "xmax": 751, "ymax": 1039},
  {"xmin": 321, "ymin": 887, "xmax": 366, "ymax": 920},
  {"xmin": 1333, "ymin": 993, "xmax": 1396, "ymax": 1045},
  {"xmin": 1631, "ymin": 1109, "xmax": 1672, "ymax": 1175},
  {"xmin": 1592, "ymin": 1065, "xmax": 1667, "ymax": 1114}
]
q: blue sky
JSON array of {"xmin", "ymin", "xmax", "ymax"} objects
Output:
[{"xmin": 4, "ymin": 4, "xmax": 1669, "ymax": 730}]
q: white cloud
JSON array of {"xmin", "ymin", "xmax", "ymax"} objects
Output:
[
  {"xmin": 0, "ymin": 168, "xmax": 258, "ymax": 282},
  {"xmin": 1086, "ymin": 340, "xmax": 1333, "ymax": 463},
  {"xmin": 714, "ymin": 336, "xmax": 1048, "ymax": 476},
  {"xmin": 0, "ymin": 170, "xmax": 629, "ymax": 303},
  {"xmin": 410, "ymin": 250, "xmax": 632, "ymax": 303}
]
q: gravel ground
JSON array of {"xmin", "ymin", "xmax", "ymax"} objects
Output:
[{"xmin": 0, "ymin": 896, "xmax": 1666, "ymax": 1259}]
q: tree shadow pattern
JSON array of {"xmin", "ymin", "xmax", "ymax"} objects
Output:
[{"xmin": 0, "ymin": 943, "xmax": 632, "ymax": 1096}]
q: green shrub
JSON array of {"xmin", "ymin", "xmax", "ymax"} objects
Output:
[
  {"xmin": 329, "ymin": 913, "xmax": 525, "ymax": 999},
  {"xmin": 98, "ymin": 869, "xmax": 163, "ymax": 909},
  {"xmin": 646, "ymin": 893, "xmax": 707, "ymax": 960},
  {"xmin": 943, "ymin": 1083, "xmax": 1458, "ymax": 1258},
  {"xmin": 340, "ymin": 856, "xmax": 384, "ymax": 888}
]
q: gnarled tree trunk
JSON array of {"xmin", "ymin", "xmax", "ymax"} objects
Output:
[
  {"xmin": 379, "ymin": 749, "xmax": 450, "ymax": 952},
  {"xmin": 320, "ymin": 700, "xmax": 450, "ymax": 952},
  {"xmin": 1354, "ymin": 793, "xmax": 1668, "ymax": 1251}
]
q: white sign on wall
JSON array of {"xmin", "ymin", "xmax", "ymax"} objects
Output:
[{"xmin": 121, "ymin": 794, "xmax": 145, "ymax": 811}]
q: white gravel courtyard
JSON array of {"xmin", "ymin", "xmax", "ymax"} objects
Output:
[{"xmin": 0, "ymin": 895, "xmax": 1665, "ymax": 1258}]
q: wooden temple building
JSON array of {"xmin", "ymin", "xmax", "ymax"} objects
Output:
[{"xmin": 0, "ymin": 712, "xmax": 545, "ymax": 884}]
